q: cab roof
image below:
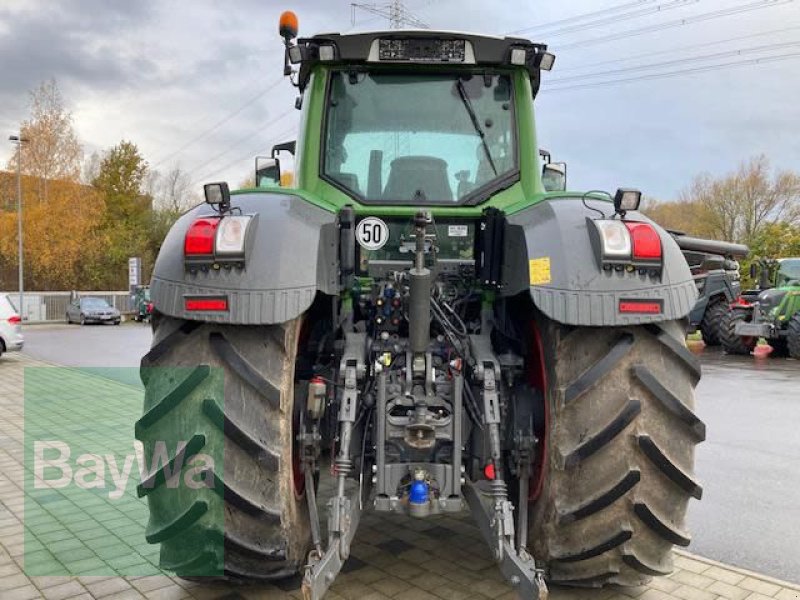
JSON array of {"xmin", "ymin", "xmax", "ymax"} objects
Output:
[{"xmin": 291, "ymin": 29, "xmax": 553, "ymax": 95}]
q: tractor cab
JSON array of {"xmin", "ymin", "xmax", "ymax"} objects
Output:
[
  {"xmin": 275, "ymin": 19, "xmax": 556, "ymax": 208},
  {"xmin": 774, "ymin": 257, "xmax": 800, "ymax": 288},
  {"xmin": 745, "ymin": 257, "xmax": 800, "ymax": 300}
]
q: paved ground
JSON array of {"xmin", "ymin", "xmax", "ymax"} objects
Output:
[
  {"xmin": 686, "ymin": 347, "xmax": 800, "ymax": 582},
  {"xmin": 1, "ymin": 352, "xmax": 799, "ymax": 600},
  {"xmin": 20, "ymin": 323, "xmax": 152, "ymax": 387},
  {"xmin": 19, "ymin": 325, "xmax": 800, "ymax": 582}
]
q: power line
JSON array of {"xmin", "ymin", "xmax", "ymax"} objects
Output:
[
  {"xmin": 548, "ymin": 39, "xmax": 800, "ymax": 84},
  {"xmin": 541, "ymin": 50, "xmax": 800, "ymax": 92},
  {"xmin": 513, "ymin": 0, "xmax": 698, "ymax": 38},
  {"xmin": 554, "ymin": 0, "xmax": 793, "ymax": 51},
  {"xmin": 555, "ymin": 24, "xmax": 800, "ymax": 72},
  {"xmin": 193, "ymin": 121, "xmax": 300, "ymax": 185},
  {"xmin": 507, "ymin": 0, "xmax": 657, "ymax": 35},
  {"xmin": 351, "ymin": 1, "xmax": 428, "ymax": 29},
  {"xmin": 151, "ymin": 75, "xmax": 284, "ymax": 169},
  {"xmin": 184, "ymin": 107, "xmax": 295, "ymax": 182},
  {"xmin": 187, "ymin": 108, "xmax": 296, "ymax": 184}
]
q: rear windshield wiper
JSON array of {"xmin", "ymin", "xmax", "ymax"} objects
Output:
[{"xmin": 456, "ymin": 79, "xmax": 497, "ymax": 176}]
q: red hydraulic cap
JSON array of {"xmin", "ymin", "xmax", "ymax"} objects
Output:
[{"xmin": 484, "ymin": 462, "xmax": 496, "ymax": 481}]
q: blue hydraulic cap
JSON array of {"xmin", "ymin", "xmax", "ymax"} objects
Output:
[{"xmin": 409, "ymin": 478, "xmax": 429, "ymax": 505}]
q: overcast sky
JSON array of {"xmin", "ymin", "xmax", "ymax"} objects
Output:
[{"xmin": 1, "ymin": 0, "xmax": 798, "ymax": 200}]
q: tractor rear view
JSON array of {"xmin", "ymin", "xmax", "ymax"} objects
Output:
[
  {"xmin": 721, "ymin": 257, "xmax": 800, "ymax": 357},
  {"xmin": 138, "ymin": 13, "xmax": 704, "ymax": 598}
]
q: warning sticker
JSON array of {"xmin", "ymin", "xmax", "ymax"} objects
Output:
[{"xmin": 529, "ymin": 257, "xmax": 552, "ymax": 286}]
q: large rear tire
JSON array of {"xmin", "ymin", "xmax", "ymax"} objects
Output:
[
  {"xmin": 137, "ymin": 314, "xmax": 310, "ymax": 580},
  {"xmin": 699, "ymin": 299, "xmax": 726, "ymax": 347},
  {"xmin": 787, "ymin": 313, "xmax": 800, "ymax": 359},
  {"xmin": 529, "ymin": 317, "xmax": 704, "ymax": 586},
  {"xmin": 720, "ymin": 307, "xmax": 757, "ymax": 355}
]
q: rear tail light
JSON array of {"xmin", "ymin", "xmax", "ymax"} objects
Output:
[
  {"xmin": 214, "ymin": 216, "xmax": 251, "ymax": 256},
  {"xmin": 594, "ymin": 220, "xmax": 632, "ymax": 258},
  {"xmin": 184, "ymin": 218, "xmax": 220, "ymax": 255},
  {"xmin": 624, "ymin": 222, "xmax": 662, "ymax": 260},
  {"xmin": 184, "ymin": 215, "xmax": 253, "ymax": 264},
  {"xmin": 592, "ymin": 219, "xmax": 663, "ymax": 263},
  {"xmin": 7, "ymin": 315, "xmax": 21, "ymax": 325}
]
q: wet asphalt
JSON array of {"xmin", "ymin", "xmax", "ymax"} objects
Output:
[{"xmin": 16, "ymin": 322, "xmax": 800, "ymax": 584}]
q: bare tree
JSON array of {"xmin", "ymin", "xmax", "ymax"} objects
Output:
[
  {"xmin": 680, "ymin": 156, "xmax": 800, "ymax": 244},
  {"xmin": 160, "ymin": 166, "xmax": 193, "ymax": 212},
  {"xmin": 735, "ymin": 156, "xmax": 800, "ymax": 242},
  {"xmin": 6, "ymin": 79, "xmax": 83, "ymax": 201},
  {"xmin": 147, "ymin": 166, "xmax": 194, "ymax": 212},
  {"xmin": 81, "ymin": 151, "xmax": 102, "ymax": 185}
]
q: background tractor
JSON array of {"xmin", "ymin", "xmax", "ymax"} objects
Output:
[
  {"xmin": 132, "ymin": 285, "xmax": 153, "ymax": 323},
  {"xmin": 721, "ymin": 257, "xmax": 800, "ymax": 357},
  {"xmin": 669, "ymin": 233, "xmax": 748, "ymax": 346},
  {"xmin": 138, "ymin": 14, "xmax": 704, "ymax": 599}
]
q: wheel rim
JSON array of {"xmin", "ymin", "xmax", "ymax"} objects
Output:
[
  {"xmin": 527, "ymin": 319, "xmax": 549, "ymax": 501},
  {"xmin": 291, "ymin": 318, "xmax": 313, "ymax": 499}
]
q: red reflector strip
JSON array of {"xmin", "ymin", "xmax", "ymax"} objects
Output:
[
  {"xmin": 624, "ymin": 222, "xmax": 662, "ymax": 260},
  {"xmin": 185, "ymin": 297, "xmax": 228, "ymax": 311},
  {"xmin": 619, "ymin": 300, "xmax": 663, "ymax": 314},
  {"xmin": 7, "ymin": 315, "xmax": 21, "ymax": 324}
]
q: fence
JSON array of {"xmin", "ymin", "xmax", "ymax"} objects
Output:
[{"xmin": 0, "ymin": 291, "xmax": 132, "ymax": 323}]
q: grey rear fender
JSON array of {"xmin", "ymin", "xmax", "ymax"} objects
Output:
[
  {"xmin": 504, "ymin": 197, "xmax": 698, "ymax": 326},
  {"xmin": 150, "ymin": 192, "xmax": 337, "ymax": 324}
]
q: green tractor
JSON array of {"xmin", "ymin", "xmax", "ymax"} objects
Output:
[
  {"xmin": 721, "ymin": 257, "xmax": 800, "ymax": 357},
  {"xmin": 138, "ymin": 13, "xmax": 704, "ymax": 598},
  {"xmin": 132, "ymin": 285, "xmax": 153, "ymax": 323}
]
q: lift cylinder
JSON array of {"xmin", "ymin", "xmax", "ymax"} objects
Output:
[{"xmin": 409, "ymin": 267, "xmax": 431, "ymax": 354}]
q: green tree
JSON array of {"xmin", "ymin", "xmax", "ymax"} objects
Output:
[
  {"xmin": 92, "ymin": 141, "xmax": 153, "ymax": 288},
  {"xmin": 747, "ymin": 222, "xmax": 800, "ymax": 260},
  {"xmin": 93, "ymin": 141, "xmax": 151, "ymax": 222}
]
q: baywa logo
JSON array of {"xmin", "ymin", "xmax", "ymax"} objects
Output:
[
  {"xmin": 24, "ymin": 366, "xmax": 225, "ymax": 577},
  {"xmin": 33, "ymin": 440, "xmax": 216, "ymax": 500}
]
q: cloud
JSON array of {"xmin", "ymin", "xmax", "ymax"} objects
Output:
[
  {"xmin": 0, "ymin": 0, "xmax": 798, "ymax": 198},
  {"xmin": 0, "ymin": 1, "xmax": 157, "ymax": 96}
]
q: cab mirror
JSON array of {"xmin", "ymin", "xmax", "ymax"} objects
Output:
[
  {"xmin": 255, "ymin": 157, "xmax": 280, "ymax": 187},
  {"xmin": 542, "ymin": 162, "xmax": 567, "ymax": 192},
  {"xmin": 749, "ymin": 263, "xmax": 757, "ymax": 279}
]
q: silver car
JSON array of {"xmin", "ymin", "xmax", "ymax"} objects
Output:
[
  {"xmin": 66, "ymin": 296, "xmax": 121, "ymax": 325},
  {"xmin": 0, "ymin": 294, "xmax": 24, "ymax": 357}
]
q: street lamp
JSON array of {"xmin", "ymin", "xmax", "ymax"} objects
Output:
[{"xmin": 9, "ymin": 134, "xmax": 28, "ymax": 318}]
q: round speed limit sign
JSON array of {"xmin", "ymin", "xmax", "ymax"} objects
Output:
[{"xmin": 356, "ymin": 217, "xmax": 389, "ymax": 251}]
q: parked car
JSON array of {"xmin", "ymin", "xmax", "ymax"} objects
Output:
[
  {"xmin": 66, "ymin": 297, "xmax": 121, "ymax": 325},
  {"xmin": 0, "ymin": 294, "xmax": 24, "ymax": 357}
]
